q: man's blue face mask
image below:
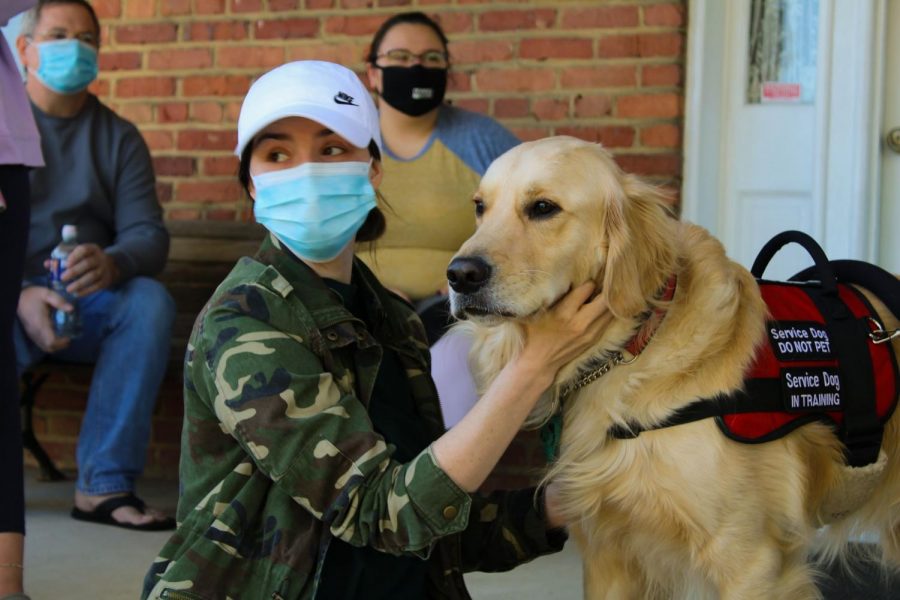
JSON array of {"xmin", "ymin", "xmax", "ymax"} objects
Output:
[
  {"xmin": 32, "ymin": 39, "xmax": 98, "ymax": 95},
  {"xmin": 252, "ymin": 161, "xmax": 378, "ymax": 263}
]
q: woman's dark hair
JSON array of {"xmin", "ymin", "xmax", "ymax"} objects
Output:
[
  {"xmin": 238, "ymin": 139, "xmax": 386, "ymax": 243},
  {"xmin": 366, "ymin": 11, "xmax": 449, "ymax": 64}
]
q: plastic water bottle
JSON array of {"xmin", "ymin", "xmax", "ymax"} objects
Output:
[{"xmin": 49, "ymin": 224, "xmax": 82, "ymax": 338}]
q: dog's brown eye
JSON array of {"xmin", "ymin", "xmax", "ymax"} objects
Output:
[
  {"xmin": 527, "ymin": 199, "xmax": 560, "ymax": 220},
  {"xmin": 473, "ymin": 199, "xmax": 485, "ymax": 217}
]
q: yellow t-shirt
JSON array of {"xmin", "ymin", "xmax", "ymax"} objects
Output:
[{"xmin": 358, "ymin": 105, "xmax": 519, "ymax": 300}]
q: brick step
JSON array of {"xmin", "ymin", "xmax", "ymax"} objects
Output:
[{"xmin": 25, "ymin": 376, "xmax": 547, "ymax": 488}]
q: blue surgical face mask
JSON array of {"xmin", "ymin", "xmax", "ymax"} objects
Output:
[
  {"xmin": 252, "ymin": 161, "xmax": 377, "ymax": 263},
  {"xmin": 32, "ymin": 39, "xmax": 98, "ymax": 95}
]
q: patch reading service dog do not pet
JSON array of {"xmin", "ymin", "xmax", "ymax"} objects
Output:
[
  {"xmin": 768, "ymin": 321, "xmax": 834, "ymax": 361},
  {"xmin": 767, "ymin": 321, "xmax": 842, "ymax": 412}
]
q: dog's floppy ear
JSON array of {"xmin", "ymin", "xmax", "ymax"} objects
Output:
[{"xmin": 600, "ymin": 173, "xmax": 677, "ymax": 320}]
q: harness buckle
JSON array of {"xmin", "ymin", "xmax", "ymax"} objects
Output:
[{"xmin": 865, "ymin": 317, "xmax": 900, "ymax": 345}]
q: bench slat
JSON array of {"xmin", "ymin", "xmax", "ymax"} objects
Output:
[
  {"xmin": 168, "ymin": 236, "xmax": 263, "ymax": 263},
  {"xmin": 166, "ymin": 219, "xmax": 266, "ymax": 241}
]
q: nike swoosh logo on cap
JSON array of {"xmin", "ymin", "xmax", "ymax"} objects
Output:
[{"xmin": 334, "ymin": 92, "xmax": 358, "ymax": 106}]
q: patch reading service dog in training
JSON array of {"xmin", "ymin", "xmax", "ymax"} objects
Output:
[
  {"xmin": 768, "ymin": 321, "xmax": 833, "ymax": 361},
  {"xmin": 781, "ymin": 367, "xmax": 842, "ymax": 412}
]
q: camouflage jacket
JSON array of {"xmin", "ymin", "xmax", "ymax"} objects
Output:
[{"xmin": 143, "ymin": 235, "xmax": 565, "ymax": 600}]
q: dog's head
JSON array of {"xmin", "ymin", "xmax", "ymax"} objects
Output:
[{"xmin": 448, "ymin": 136, "xmax": 677, "ymax": 324}]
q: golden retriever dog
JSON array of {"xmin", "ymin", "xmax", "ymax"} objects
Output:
[{"xmin": 446, "ymin": 136, "xmax": 900, "ymax": 599}]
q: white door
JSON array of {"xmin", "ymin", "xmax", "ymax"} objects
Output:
[
  {"xmin": 881, "ymin": 0, "xmax": 900, "ymax": 273},
  {"xmin": 683, "ymin": 0, "xmax": 897, "ymax": 279},
  {"xmin": 722, "ymin": 0, "xmax": 820, "ymax": 279}
]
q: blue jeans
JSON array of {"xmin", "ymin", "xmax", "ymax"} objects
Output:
[{"xmin": 14, "ymin": 276, "xmax": 175, "ymax": 496}]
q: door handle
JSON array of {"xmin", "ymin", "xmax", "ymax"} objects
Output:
[{"xmin": 888, "ymin": 127, "xmax": 900, "ymax": 153}]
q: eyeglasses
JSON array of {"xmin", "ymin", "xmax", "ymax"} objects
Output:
[
  {"xmin": 29, "ymin": 29, "xmax": 99, "ymax": 47},
  {"xmin": 376, "ymin": 48, "xmax": 449, "ymax": 68}
]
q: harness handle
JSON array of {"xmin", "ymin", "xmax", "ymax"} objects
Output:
[
  {"xmin": 791, "ymin": 259, "xmax": 900, "ymax": 320},
  {"xmin": 750, "ymin": 230, "xmax": 838, "ymax": 297}
]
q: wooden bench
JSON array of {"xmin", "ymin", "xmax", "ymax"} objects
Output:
[
  {"xmin": 159, "ymin": 220, "xmax": 268, "ymax": 353},
  {"xmin": 21, "ymin": 220, "xmax": 548, "ymax": 491},
  {"xmin": 20, "ymin": 219, "xmax": 267, "ymax": 480}
]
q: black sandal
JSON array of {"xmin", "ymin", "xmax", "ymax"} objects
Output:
[{"xmin": 70, "ymin": 493, "xmax": 175, "ymax": 531}]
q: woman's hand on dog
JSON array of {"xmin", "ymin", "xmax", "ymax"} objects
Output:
[
  {"xmin": 519, "ymin": 282, "xmax": 612, "ymax": 384},
  {"xmin": 431, "ymin": 282, "xmax": 610, "ymax": 492}
]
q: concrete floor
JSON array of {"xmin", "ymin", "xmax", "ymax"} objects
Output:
[
  {"xmin": 21, "ymin": 468, "xmax": 584, "ymax": 599},
  {"xmin": 23, "ymin": 469, "xmax": 176, "ymax": 599},
  {"xmin": 20, "ymin": 468, "xmax": 899, "ymax": 599}
]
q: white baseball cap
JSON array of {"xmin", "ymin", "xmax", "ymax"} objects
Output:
[{"xmin": 235, "ymin": 61, "xmax": 382, "ymax": 157}]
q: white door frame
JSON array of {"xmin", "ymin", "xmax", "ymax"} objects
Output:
[{"xmin": 682, "ymin": 0, "xmax": 887, "ymax": 265}]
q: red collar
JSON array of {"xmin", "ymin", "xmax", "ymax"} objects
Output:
[
  {"xmin": 560, "ymin": 275, "xmax": 677, "ymax": 399},
  {"xmin": 624, "ymin": 274, "xmax": 677, "ymax": 357}
]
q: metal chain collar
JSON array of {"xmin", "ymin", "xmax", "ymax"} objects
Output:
[{"xmin": 560, "ymin": 351, "xmax": 629, "ymax": 399}]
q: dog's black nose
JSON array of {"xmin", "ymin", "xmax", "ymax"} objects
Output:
[{"xmin": 447, "ymin": 257, "xmax": 492, "ymax": 294}]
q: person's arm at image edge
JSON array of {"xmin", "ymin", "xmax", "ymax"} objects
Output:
[{"xmin": 1, "ymin": 1, "xmax": 37, "ymax": 25}]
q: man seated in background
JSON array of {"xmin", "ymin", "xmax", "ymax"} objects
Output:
[{"xmin": 14, "ymin": 0, "xmax": 175, "ymax": 531}]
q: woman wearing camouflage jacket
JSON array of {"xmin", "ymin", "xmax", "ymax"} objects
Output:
[{"xmin": 142, "ymin": 61, "xmax": 611, "ymax": 600}]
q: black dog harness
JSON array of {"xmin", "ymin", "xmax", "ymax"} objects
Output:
[{"xmin": 606, "ymin": 232, "xmax": 900, "ymax": 468}]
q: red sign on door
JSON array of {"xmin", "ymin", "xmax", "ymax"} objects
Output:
[{"xmin": 762, "ymin": 82, "xmax": 802, "ymax": 102}]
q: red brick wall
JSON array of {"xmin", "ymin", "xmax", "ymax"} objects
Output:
[
  {"xmin": 88, "ymin": 0, "xmax": 686, "ymax": 222},
  {"xmin": 28, "ymin": 0, "xmax": 687, "ymax": 484}
]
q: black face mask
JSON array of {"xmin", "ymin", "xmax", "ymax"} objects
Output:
[{"xmin": 377, "ymin": 65, "xmax": 447, "ymax": 117}]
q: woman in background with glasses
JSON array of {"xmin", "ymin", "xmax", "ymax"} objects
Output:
[{"xmin": 361, "ymin": 12, "xmax": 520, "ymax": 428}]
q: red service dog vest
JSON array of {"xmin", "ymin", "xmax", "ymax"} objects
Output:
[
  {"xmin": 715, "ymin": 280, "xmax": 899, "ymax": 465},
  {"xmin": 604, "ymin": 232, "xmax": 899, "ymax": 469}
]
